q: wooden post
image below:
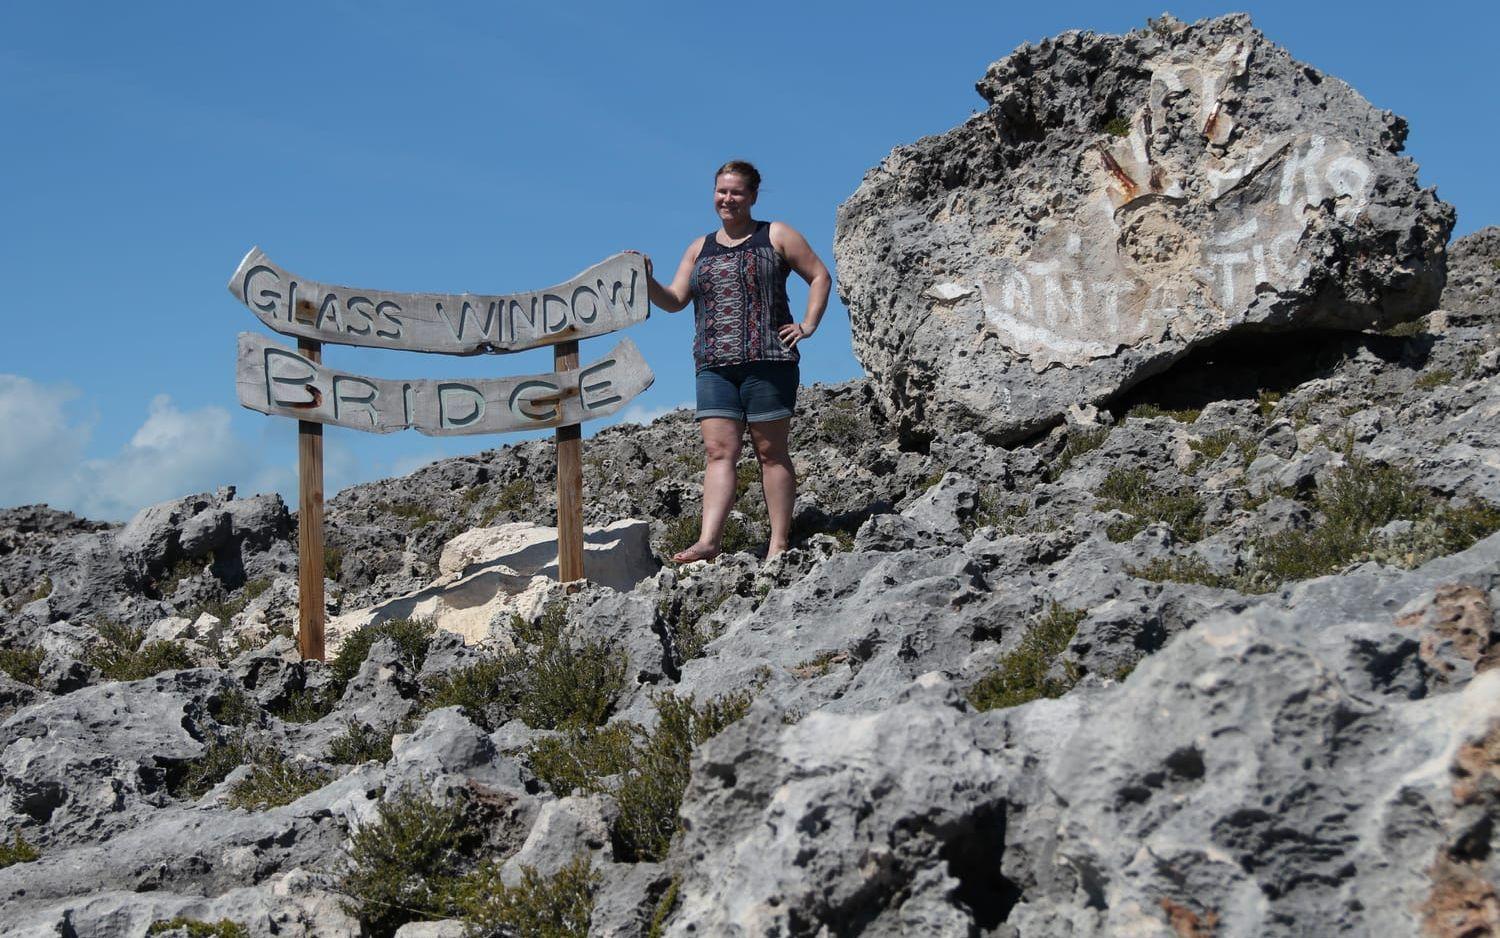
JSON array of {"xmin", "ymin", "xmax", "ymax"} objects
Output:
[
  {"xmin": 554, "ymin": 339, "xmax": 585, "ymax": 584},
  {"xmin": 297, "ymin": 338, "xmax": 326, "ymax": 661}
]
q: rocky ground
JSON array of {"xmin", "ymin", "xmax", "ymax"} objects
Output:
[{"xmin": 4, "ymin": 15, "xmax": 1500, "ymax": 938}]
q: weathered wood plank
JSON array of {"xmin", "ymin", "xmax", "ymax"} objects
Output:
[
  {"xmin": 227, "ymin": 248, "xmax": 649, "ymax": 355},
  {"xmin": 296, "ymin": 338, "xmax": 326, "ymax": 662},
  {"xmin": 554, "ymin": 340, "xmax": 584, "ymax": 583},
  {"xmin": 235, "ymin": 332, "xmax": 653, "ymax": 435}
]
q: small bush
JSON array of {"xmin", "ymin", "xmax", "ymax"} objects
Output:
[
  {"xmin": 657, "ymin": 589, "xmax": 732, "ymax": 663},
  {"xmin": 1383, "ymin": 317, "xmax": 1429, "ymax": 338},
  {"xmin": 1095, "ymin": 468, "xmax": 1205, "ymax": 542},
  {"xmin": 328, "ymin": 720, "xmax": 396, "ymax": 765},
  {"xmin": 31, "ymin": 575, "xmax": 53, "ymax": 601},
  {"xmin": 85, "ymin": 620, "xmax": 197, "ymax": 681},
  {"xmin": 209, "ymin": 688, "xmax": 260, "ymax": 727},
  {"xmin": 1127, "ymin": 403, "xmax": 1199, "ymax": 423},
  {"xmin": 656, "ymin": 516, "xmax": 701, "ymax": 559},
  {"xmin": 330, "ymin": 618, "xmax": 435, "ymax": 693},
  {"xmin": 1256, "ymin": 390, "xmax": 1283, "ymax": 418},
  {"xmin": 648, "ymin": 878, "xmax": 682, "ymax": 938},
  {"xmin": 271, "ymin": 687, "xmax": 336, "ymax": 724},
  {"xmin": 341, "ymin": 789, "xmax": 485, "ymax": 938},
  {"xmin": 968, "ymin": 603, "xmax": 1085, "ymax": 711},
  {"xmin": 1103, "ymin": 115, "xmax": 1131, "ymax": 137},
  {"xmin": 819, "ymin": 403, "xmax": 867, "ymax": 448},
  {"xmin": 172, "ymin": 738, "xmax": 252, "ymax": 800},
  {"xmin": 527, "ymin": 690, "xmax": 753, "ymax": 862},
  {"xmin": 324, "ymin": 546, "xmax": 345, "ymax": 583},
  {"xmin": 1045, "ymin": 427, "xmax": 1109, "ymax": 482},
  {"xmin": 0, "ymin": 645, "xmax": 45, "ymax": 686},
  {"xmin": 1414, "ymin": 368, "xmax": 1456, "ymax": 390},
  {"xmin": 1189, "ymin": 430, "xmax": 1257, "ymax": 469},
  {"xmin": 226, "ymin": 748, "xmax": 332, "ymax": 810},
  {"xmin": 418, "ymin": 604, "xmax": 626, "ymax": 733},
  {"xmin": 1128, "ymin": 555, "xmax": 1234, "ymax": 589},
  {"xmin": 146, "ymin": 918, "xmax": 248, "ymax": 938},
  {"xmin": 0, "ymin": 831, "xmax": 39, "ymax": 868},
  {"xmin": 480, "ymin": 478, "xmax": 537, "ymax": 526},
  {"xmin": 446, "ymin": 854, "xmax": 598, "ymax": 938},
  {"xmin": 381, "ymin": 501, "xmax": 442, "ymax": 528}
]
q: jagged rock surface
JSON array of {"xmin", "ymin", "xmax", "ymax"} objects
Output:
[{"xmin": 835, "ymin": 13, "xmax": 1454, "ymax": 446}]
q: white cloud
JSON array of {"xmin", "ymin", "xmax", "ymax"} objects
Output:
[
  {"xmin": 616, "ymin": 401, "xmax": 691, "ymax": 427},
  {"xmin": 0, "ymin": 376, "xmax": 298, "ymax": 522},
  {"xmin": 0, "ymin": 375, "xmax": 89, "ymax": 508}
]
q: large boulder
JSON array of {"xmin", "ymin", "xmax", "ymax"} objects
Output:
[{"xmin": 835, "ymin": 14, "xmax": 1453, "ymax": 445}]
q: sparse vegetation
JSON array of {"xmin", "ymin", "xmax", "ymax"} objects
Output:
[
  {"xmin": 819, "ymin": 402, "xmax": 868, "ymax": 448},
  {"xmin": 188, "ymin": 577, "xmax": 272, "ymax": 625},
  {"xmin": 171, "ymin": 737, "xmax": 251, "ymax": 800},
  {"xmin": 1103, "ymin": 115, "xmax": 1131, "ymax": 137},
  {"xmin": 324, "ymin": 545, "xmax": 345, "ymax": 582},
  {"xmin": 145, "ymin": 917, "xmax": 249, "ymax": 938},
  {"xmin": 1256, "ymin": 389, "xmax": 1283, "ymax": 418},
  {"xmin": 446, "ymin": 854, "xmax": 598, "ymax": 938},
  {"xmin": 31, "ymin": 575, "xmax": 52, "ymax": 601},
  {"xmin": 1046, "ymin": 427, "xmax": 1110, "ymax": 482},
  {"xmin": 1414, "ymin": 368, "xmax": 1456, "ymax": 390},
  {"xmin": 340, "ymin": 788, "xmax": 487, "ymax": 938},
  {"xmin": 657, "ymin": 512, "xmax": 757, "ymax": 559},
  {"xmin": 528, "ymin": 690, "xmax": 754, "ymax": 862},
  {"xmin": 418, "ymin": 603, "xmax": 626, "ymax": 733},
  {"xmin": 0, "ymin": 831, "xmax": 39, "ymax": 868},
  {"xmin": 1128, "ymin": 555, "xmax": 1233, "ymax": 589},
  {"xmin": 967, "ymin": 603, "xmax": 1085, "ymax": 711},
  {"xmin": 0, "ymin": 645, "xmax": 45, "ymax": 686},
  {"xmin": 380, "ymin": 501, "xmax": 442, "ymax": 528},
  {"xmin": 1189, "ymin": 429, "xmax": 1257, "ymax": 469},
  {"xmin": 209, "ymin": 688, "xmax": 259, "ymax": 727},
  {"xmin": 648, "ymin": 878, "xmax": 682, "ymax": 938},
  {"xmin": 330, "ymin": 618, "xmax": 435, "ymax": 692},
  {"xmin": 226, "ymin": 748, "xmax": 332, "ymax": 810},
  {"xmin": 271, "ymin": 686, "xmax": 335, "ymax": 724},
  {"xmin": 84, "ymin": 619, "xmax": 197, "ymax": 681},
  {"xmin": 480, "ymin": 477, "xmax": 537, "ymax": 525},
  {"xmin": 1095, "ymin": 467, "xmax": 1206, "ymax": 542},
  {"xmin": 1127, "ymin": 403, "xmax": 1200, "ymax": 423},
  {"xmin": 657, "ymin": 589, "xmax": 733, "ymax": 663},
  {"xmin": 328, "ymin": 720, "xmax": 396, "ymax": 764}
]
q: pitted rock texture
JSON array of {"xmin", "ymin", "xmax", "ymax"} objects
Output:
[{"xmin": 835, "ymin": 13, "xmax": 1453, "ymax": 446}]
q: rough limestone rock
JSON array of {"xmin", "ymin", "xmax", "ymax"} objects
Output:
[{"xmin": 835, "ymin": 13, "xmax": 1453, "ymax": 444}]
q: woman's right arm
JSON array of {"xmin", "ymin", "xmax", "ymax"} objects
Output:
[{"xmin": 645, "ymin": 240, "xmax": 702, "ymax": 313}]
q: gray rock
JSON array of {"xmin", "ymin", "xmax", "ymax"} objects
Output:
[{"xmin": 835, "ymin": 14, "xmax": 1452, "ymax": 446}]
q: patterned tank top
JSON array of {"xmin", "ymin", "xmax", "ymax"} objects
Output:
[{"xmin": 689, "ymin": 220, "xmax": 797, "ymax": 370}]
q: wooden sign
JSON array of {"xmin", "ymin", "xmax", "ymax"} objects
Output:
[
  {"xmin": 228, "ymin": 248, "xmax": 649, "ymax": 355},
  {"xmin": 236, "ymin": 332, "xmax": 652, "ymax": 434},
  {"xmin": 227, "ymin": 248, "xmax": 656, "ymax": 662}
]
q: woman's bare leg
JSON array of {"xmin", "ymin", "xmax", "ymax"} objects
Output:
[
  {"xmin": 674, "ymin": 417, "xmax": 743, "ymax": 562},
  {"xmin": 750, "ymin": 417, "xmax": 795, "ymax": 558}
]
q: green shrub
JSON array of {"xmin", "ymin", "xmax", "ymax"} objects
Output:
[
  {"xmin": 656, "ymin": 516, "xmax": 701, "ymax": 559},
  {"xmin": 381, "ymin": 501, "xmax": 441, "ymax": 528},
  {"xmin": 0, "ymin": 831, "xmax": 39, "ymax": 869},
  {"xmin": 446, "ymin": 854, "xmax": 598, "ymax": 938},
  {"xmin": 1256, "ymin": 390, "xmax": 1283, "ymax": 418},
  {"xmin": 324, "ymin": 546, "xmax": 345, "ymax": 583},
  {"xmin": 1045, "ymin": 427, "xmax": 1109, "ymax": 482},
  {"xmin": 0, "ymin": 646, "xmax": 44, "ymax": 686},
  {"xmin": 330, "ymin": 618, "xmax": 435, "ymax": 693},
  {"xmin": 1103, "ymin": 115, "xmax": 1131, "ymax": 137},
  {"xmin": 85, "ymin": 619, "xmax": 197, "ymax": 681},
  {"xmin": 328, "ymin": 720, "xmax": 396, "ymax": 765},
  {"xmin": 31, "ymin": 575, "xmax": 52, "ymax": 601},
  {"xmin": 527, "ymin": 690, "xmax": 753, "ymax": 862},
  {"xmin": 967, "ymin": 603, "xmax": 1085, "ymax": 711},
  {"xmin": 1383, "ymin": 317, "xmax": 1429, "ymax": 338},
  {"xmin": 145, "ymin": 918, "xmax": 248, "ymax": 938},
  {"xmin": 1126, "ymin": 403, "xmax": 1200, "ymax": 423},
  {"xmin": 480, "ymin": 478, "xmax": 537, "ymax": 526},
  {"xmin": 1095, "ymin": 468, "xmax": 1205, "ymax": 542},
  {"xmin": 819, "ymin": 403, "xmax": 867, "ymax": 448},
  {"xmin": 226, "ymin": 748, "xmax": 331, "ymax": 810},
  {"xmin": 171, "ymin": 738, "xmax": 252, "ymax": 800},
  {"xmin": 418, "ymin": 604, "xmax": 626, "ymax": 733},
  {"xmin": 271, "ymin": 686, "xmax": 335, "ymax": 724},
  {"xmin": 1189, "ymin": 430, "xmax": 1257, "ymax": 468},
  {"xmin": 1414, "ymin": 368, "xmax": 1456, "ymax": 390},
  {"xmin": 340, "ymin": 789, "xmax": 485, "ymax": 938},
  {"xmin": 657, "ymin": 589, "xmax": 732, "ymax": 664},
  {"xmin": 648, "ymin": 878, "xmax": 682, "ymax": 938},
  {"xmin": 1127, "ymin": 555, "xmax": 1234, "ymax": 589},
  {"xmin": 209, "ymin": 688, "xmax": 259, "ymax": 727}
]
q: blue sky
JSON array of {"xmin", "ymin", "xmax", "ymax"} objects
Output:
[{"xmin": 2, "ymin": 1, "xmax": 1495, "ymax": 521}]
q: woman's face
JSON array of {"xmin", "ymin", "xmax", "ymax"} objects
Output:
[{"xmin": 714, "ymin": 173, "xmax": 756, "ymax": 224}]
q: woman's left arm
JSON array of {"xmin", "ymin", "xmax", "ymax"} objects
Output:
[{"xmin": 771, "ymin": 221, "xmax": 832, "ymax": 350}]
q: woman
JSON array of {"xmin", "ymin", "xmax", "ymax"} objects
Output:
[{"xmin": 642, "ymin": 160, "xmax": 831, "ymax": 562}]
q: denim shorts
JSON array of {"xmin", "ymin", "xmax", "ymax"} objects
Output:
[{"xmin": 695, "ymin": 361, "xmax": 799, "ymax": 423}]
